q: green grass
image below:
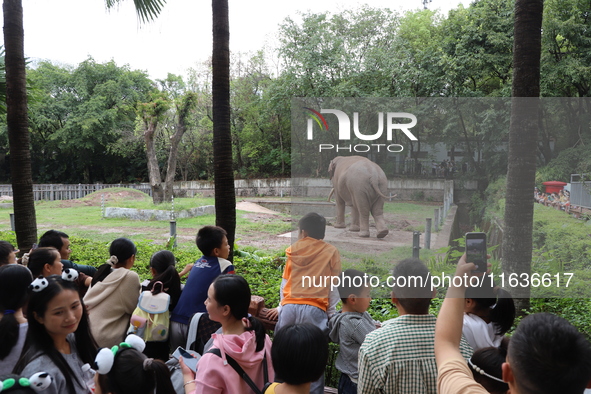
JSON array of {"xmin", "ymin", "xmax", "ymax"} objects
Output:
[{"xmin": 0, "ymin": 193, "xmax": 292, "ymax": 246}]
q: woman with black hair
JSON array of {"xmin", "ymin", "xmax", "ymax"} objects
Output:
[
  {"xmin": 84, "ymin": 238, "xmax": 141, "ymax": 347},
  {"xmin": 0, "ymin": 265, "xmax": 33, "ymax": 374},
  {"xmin": 14, "ymin": 275, "xmax": 98, "ymax": 394},
  {"xmin": 0, "ymin": 241, "xmax": 18, "ymax": 266},
  {"xmin": 142, "ymin": 250, "xmax": 182, "ymax": 361},
  {"xmin": 463, "ymin": 283, "xmax": 515, "ymax": 351},
  {"xmin": 180, "ymin": 274, "xmax": 274, "ymax": 394}
]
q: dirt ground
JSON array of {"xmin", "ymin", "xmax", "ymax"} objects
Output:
[{"xmin": 27, "ymin": 191, "xmax": 436, "ymax": 254}]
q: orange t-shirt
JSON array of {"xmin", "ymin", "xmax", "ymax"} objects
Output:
[{"xmin": 281, "ymin": 237, "xmax": 341, "ymax": 312}]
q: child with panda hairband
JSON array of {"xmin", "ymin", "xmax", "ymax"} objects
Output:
[{"xmin": 93, "ymin": 334, "xmax": 174, "ymax": 394}]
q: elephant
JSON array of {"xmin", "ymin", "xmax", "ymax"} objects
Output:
[{"xmin": 328, "ymin": 155, "xmax": 389, "ymax": 238}]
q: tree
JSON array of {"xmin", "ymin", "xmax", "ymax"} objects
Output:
[
  {"xmin": 3, "ymin": 0, "xmax": 36, "ymax": 251},
  {"xmin": 2, "ymin": 0, "xmax": 165, "ymax": 252},
  {"xmin": 26, "ymin": 60, "xmax": 154, "ymax": 183},
  {"xmin": 212, "ymin": 0, "xmax": 236, "ymax": 255},
  {"xmin": 502, "ymin": 0, "xmax": 543, "ymax": 310},
  {"xmin": 138, "ymin": 92, "xmax": 170, "ymax": 203},
  {"xmin": 138, "ymin": 75, "xmax": 199, "ymax": 204}
]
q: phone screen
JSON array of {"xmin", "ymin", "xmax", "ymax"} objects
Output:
[
  {"xmin": 466, "ymin": 233, "xmax": 486, "ymax": 272},
  {"xmin": 173, "ymin": 347, "xmax": 200, "ymax": 373}
]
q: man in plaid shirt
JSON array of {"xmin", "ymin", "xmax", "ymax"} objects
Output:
[{"xmin": 358, "ymin": 258, "xmax": 473, "ymax": 394}]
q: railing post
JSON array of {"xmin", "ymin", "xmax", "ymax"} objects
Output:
[
  {"xmin": 412, "ymin": 231, "xmax": 421, "ymax": 258},
  {"xmin": 434, "ymin": 208, "xmax": 440, "ymax": 232},
  {"xmin": 425, "ymin": 218, "xmax": 432, "ymax": 249}
]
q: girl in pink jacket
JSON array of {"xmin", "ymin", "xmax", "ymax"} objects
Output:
[{"xmin": 181, "ymin": 274, "xmax": 274, "ymax": 394}]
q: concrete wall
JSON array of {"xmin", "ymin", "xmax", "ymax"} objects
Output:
[
  {"xmin": 104, "ymin": 205, "xmax": 215, "ymax": 221},
  {"xmin": 214, "ymin": 177, "xmax": 478, "ymax": 203},
  {"xmin": 176, "ymin": 179, "xmax": 290, "ymax": 198}
]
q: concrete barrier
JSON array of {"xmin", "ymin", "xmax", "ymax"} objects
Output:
[{"xmin": 104, "ymin": 205, "xmax": 215, "ymax": 220}]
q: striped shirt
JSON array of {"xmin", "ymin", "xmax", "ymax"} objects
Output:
[{"xmin": 358, "ymin": 314, "xmax": 473, "ymax": 394}]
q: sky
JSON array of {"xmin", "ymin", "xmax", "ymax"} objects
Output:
[{"xmin": 10, "ymin": 0, "xmax": 469, "ymax": 81}]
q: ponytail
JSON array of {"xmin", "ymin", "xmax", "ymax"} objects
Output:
[
  {"xmin": 489, "ymin": 288, "xmax": 515, "ymax": 336},
  {"xmin": 0, "ymin": 265, "xmax": 33, "ymax": 359},
  {"xmin": 466, "ymin": 285, "xmax": 515, "ymax": 336},
  {"xmin": 0, "ymin": 313, "xmax": 19, "ymax": 359},
  {"xmin": 246, "ymin": 316, "xmax": 267, "ymax": 353},
  {"xmin": 91, "ymin": 264, "xmax": 113, "ymax": 286},
  {"xmin": 145, "ymin": 359, "xmax": 176, "ymax": 394}
]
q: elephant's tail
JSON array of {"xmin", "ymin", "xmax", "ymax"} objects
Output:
[
  {"xmin": 327, "ymin": 188, "xmax": 334, "ymax": 202},
  {"xmin": 371, "ymin": 177, "xmax": 389, "ymax": 200}
]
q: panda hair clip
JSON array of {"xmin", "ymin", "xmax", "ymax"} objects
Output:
[
  {"xmin": 61, "ymin": 268, "xmax": 79, "ymax": 282},
  {"xmin": 30, "ymin": 277, "xmax": 49, "ymax": 293},
  {"xmin": 94, "ymin": 334, "xmax": 146, "ymax": 375},
  {"xmin": 0, "ymin": 372, "xmax": 52, "ymax": 392}
]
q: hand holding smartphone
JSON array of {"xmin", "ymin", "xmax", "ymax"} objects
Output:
[
  {"xmin": 173, "ymin": 347, "xmax": 200, "ymax": 373},
  {"xmin": 465, "ymin": 232, "xmax": 487, "ymax": 273}
]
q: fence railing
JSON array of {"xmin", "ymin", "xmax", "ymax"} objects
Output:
[
  {"xmin": 0, "ymin": 183, "xmax": 152, "ymax": 201},
  {"xmin": 570, "ymin": 174, "xmax": 591, "ymax": 210}
]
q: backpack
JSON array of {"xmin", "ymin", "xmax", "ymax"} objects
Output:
[
  {"xmin": 128, "ymin": 281, "xmax": 170, "ymax": 342},
  {"xmin": 207, "ymin": 348, "xmax": 272, "ymax": 394}
]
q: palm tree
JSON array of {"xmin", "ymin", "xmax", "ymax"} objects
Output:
[
  {"xmin": 3, "ymin": 0, "xmax": 36, "ymax": 251},
  {"xmin": 212, "ymin": 0, "xmax": 236, "ymax": 256},
  {"xmin": 2, "ymin": 0, "xmax": 165, "ymax": 251},
  {"xmin": 5, "ymin": 0, "xmax": 237, "ymax": 254},
  {"xmin": 502, "ymin": 0, "xmax": 543, "ymax": 311}
]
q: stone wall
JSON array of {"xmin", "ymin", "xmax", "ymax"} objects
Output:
[{"xmin": 104, "ymin": 205, "xmax": 215, "ymax": 220}]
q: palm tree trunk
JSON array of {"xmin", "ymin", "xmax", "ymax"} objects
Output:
[
  {"xmin": 502, "ymin": 0, "xmax": 543, "ymax": 312},
  {"xmin": 3, "ymin": 0, "xmax": 37, "ymax": 251},
  {"xmin": 212, "ymin": 0, "xmax": 236, "ymax": 258}
]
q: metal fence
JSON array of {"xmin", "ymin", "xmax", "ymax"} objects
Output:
[
  {"xmin": 0, "ymin": 183, "xmax": 152, "ymax": 201},
  {"xmin": 570, "ymin": 174, "xmax": 591, "ymax": 210}
]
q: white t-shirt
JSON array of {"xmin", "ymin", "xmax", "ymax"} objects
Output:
[{"xmin": 462, "ymin": 313, "xmax": 502, "ymax": 351}]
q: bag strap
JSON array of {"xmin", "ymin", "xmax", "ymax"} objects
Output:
[
  {"xmin": 187, "ymin": 313, "xmax": 204, "ymax": 350},
  {"xmin": 151, "ymin": 281, "xmax": 164, "ymax": 294},
  {"xmin": 207, "ymin": 348, "xmax": 268, "ymax": 394}
]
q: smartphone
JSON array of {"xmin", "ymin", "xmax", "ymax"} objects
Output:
[
  {"xmin": 465, "ymin": 232, "xmax": 487, "ymax": 272},
  {"xmin": 172, "ymin": 347, "xmax": 200, "ymax": 373}
]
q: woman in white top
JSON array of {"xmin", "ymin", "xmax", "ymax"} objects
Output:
[{"xmin": 462, "ymin": 284, "xmax": 514, "ymax": 351}]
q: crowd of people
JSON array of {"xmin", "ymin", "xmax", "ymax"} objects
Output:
[
  {"xmin": 0, "ymin": 216, "xmax": 590, "ymax": 394},
  {"xmin": 535, "ymin": 187, "xmax": 571, "ymax": 212}
]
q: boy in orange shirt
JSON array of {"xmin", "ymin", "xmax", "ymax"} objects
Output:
[{"xmin": 269, "ymin": 212, "xmax": 341, "ymax": 394}]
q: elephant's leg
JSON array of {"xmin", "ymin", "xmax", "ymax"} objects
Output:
[
  {"xmin": 372, "ymin": 199, "xmax": 389, "ymax": 239},
  {"xmin": 349, "ymin": 204, "xmax": 360, "ymax": 232},
  {"xmin": 334, "ymin": 196, "xmax": 346, "ymax": 228},
  {"xmin": 357, "ymin": 208, "xmax": 370, "ymax": 237}
]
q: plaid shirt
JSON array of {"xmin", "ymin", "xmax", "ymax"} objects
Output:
[{"xmin": 358, "ymin": 314, "xmax": 473, "ymax": 394}]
